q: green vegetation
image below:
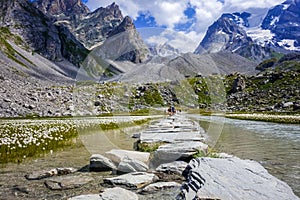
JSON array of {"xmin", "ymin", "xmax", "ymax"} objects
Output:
[
  {"xmin": 188, "ymin": 76, "xmax": 226, "ymax": 108},
  {"xmin": 137, "ymin": 142, "xmax": 165, "ymax": 152},
  {"xmin": 192, "ymin": 147, "xmax": 220, "ymax": 158},
  {"xmin": 0, "ymin": 27, "xmax": 34, "ymax": 67}
]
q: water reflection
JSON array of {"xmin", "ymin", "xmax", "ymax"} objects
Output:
[
  {"xmin": 187, "ymin": 114, "xmax": 300, "ymax": 197},
  {"xmin": 79, "ymin": 125, "xmax": 144, "ymax": 154}
]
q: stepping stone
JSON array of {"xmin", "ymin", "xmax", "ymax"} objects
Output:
[
  {"xmin": 99, "ymin": 187, "xmax": 138, "ymax": 200},
  {"xmin": 156, "ymin": 161, "xmax": 188, "ymax": 175},
  {"xmin": 140, "ymin": 181, "xmax": 181, "ymax": 194},
  {"xmin": 45, "ymin": 175, "xmax": 94, "ymax": 190},
  {"xmin": 118, "ymin": 156, "xmax": 149, "ymax": 173},
  {"xmin": 152, "ymin": 141, "xmax": 208, "ymax": 166},
  {"xmin": 104, "ymin": 172, "xmax": 158, "ymax": 189},
  {"xmin": 68, "ymin": 194, "xmax": 101, "ymax": 200},
  {"xmin": 90, "ymin": 154, "xmax": 116, "ymax": 172},
  {"xmin": 105, "ymin": 149, "xmax": 150, "ymax": 165}
]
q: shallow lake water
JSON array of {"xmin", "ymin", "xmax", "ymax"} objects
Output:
[
  {"xmin": 1, "ymin": 114, "xmax": 299, "ymax": 199},
  {"xmin": 187, "ymin": 114, "xmax": 300, "ymax": 197}
]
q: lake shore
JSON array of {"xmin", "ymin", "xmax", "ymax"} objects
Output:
[{"xmin": 225, "ymin": 113, "xmax": 300, "ymax": 124}]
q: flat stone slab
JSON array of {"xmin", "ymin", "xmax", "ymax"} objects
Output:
[
  {"xmin": 139, "ymin": 115, "xmax": 206, "ymax": 143},
  {"xmin": 90, "ymin": 154, "xmax": 116, "ymax": 172},
  {"xmin": 140, "ymin": 131, "xmax": 205, "ymax": 143},
  {"xmin": 141, "ymin": 181, "xmax": 181, "ymax": 194},
  {"xmin": 118, "ymin": 156, "xmax": 149, "ymax": 173},
  {"xmin": 68, "ymin": 194, "xmax": 101, "ymax": 200},
  {"xmin": 104, "ymin": 172, "xmax": 158, "ymax": 189},
  {"xmin": 153, "ymin": 141, "xmax": 208, "ymax": 166},
  {"xmin": 104, "ymin": 149, "xmax": 150, "ymax": 165},
  {"xmin": 156, "ymin": 161, "xmax": 188, "ymax": 175},
  {"xmin": 45, "ymin": 175, "xmax": 94, "ymax": 190},
  {"xmin": 178, "ymin": 157, "xmax": 300, "ymax": 200},
  {"xmin": 99, "ymin": 187, "xmax": 138, "ymax": 200}
]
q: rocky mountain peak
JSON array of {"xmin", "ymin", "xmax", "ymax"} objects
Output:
[
  {"xmin": 194, "ymin": 14, "xmax": 272, "ymax": 61},
  {"xmin": 32, "ymin": 0, "xmax": 90, "ymax": 17},
  {"xmin": 261, "ymin": 0, "xmax": 300, "ymax": 50}
]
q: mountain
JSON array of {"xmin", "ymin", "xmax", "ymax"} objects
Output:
[
  {"xmin": 33, "ymin": 0, "xmax": 148, "ymax": 63},
  {"xmin": 194, "ymin": 13, "xmax": 272, "ymax": 61},
  {"xmin": 148, "ymin": 43, "xmax": 181, "ymax": 58},
  {"xmin": 261, "ymin": 0, "xmax": 300, "ymax": 51},
  {"xmin": 195, "ymin": 0, "xmax": 300, "ymax": 61},
  {"xmin": 0, "ymin": 0, "xmax": 88, "ymax": 64}
]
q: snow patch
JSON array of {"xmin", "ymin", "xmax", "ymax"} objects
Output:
[
  {"xmin": 270, "ymin": 16, "xmax": 279, "ymax": 26},
  {"xmin": 246, "ymin": 28, "xmax": 275, "ymax": 47},
  {"xmin": 277, "ymin": 39, "xmax": 300, "ymax": 51}
]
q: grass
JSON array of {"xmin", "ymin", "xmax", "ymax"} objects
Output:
[{"xmin": 192, "ymin": 147, "xmax": 220, "ymax": 158}]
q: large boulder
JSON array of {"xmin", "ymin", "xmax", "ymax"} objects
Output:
[
  {"xmin": 104, "ymin": 172, "xmax": 158, "ymax": 189},
  {"xmin": 89, "ymin": 154, "xmax": 117, "ymax": 172},
  {"xmin": 118, "ymin": 156, "xmax": 149, "ymax": 173},
  {"xmin": 104, "ymin": 149, "xmax": 150, "ymax": 165},
  {"xmin": 177, "ymin": 157, "xmax": 300, "ymax": 200}
]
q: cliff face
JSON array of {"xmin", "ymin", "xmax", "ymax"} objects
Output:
[
  {"xmin": 33, "ymin": 0, "xmax": 148, "ymax": 63},
  {"xmin": 0, "ymin": 0, "xmax": 88, "ymax": 65}
]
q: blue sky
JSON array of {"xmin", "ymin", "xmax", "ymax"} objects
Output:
[{"xmin": 83, "ymin": 0, "xmax": 283, "ymax": 52}]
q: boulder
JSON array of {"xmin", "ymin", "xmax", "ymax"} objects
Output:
[
  {"xmin": 90, "ymin": 154, "xmax": 117, "ymax": 172},
  {"xmin": 104, "ymin": 149, "xmax": 150, "ymax": 165},
  {"xmin": 100, "ymin": 187, "xmax": 138, "ymax": 200},
  {"xmin": 45, "ymin": 175, "xmax": 94, "ymax": 190},
  {"xmin": 141, "ymin": 182, "xmax": 181, "ymax": 194},
  {"xmin": 118, "ymin": 156, "xmax": 149, "ymax": 173},
  {"xmin": 104, "ymin": 172, "xmax": 158, "ymax": 189},
  {"xmin": 156, "ymin": 161, "xmax": 188, "ymax": 175},
  {"xmin": 177, "ymin": 157, "xmax": 300, "ymax": 200}
]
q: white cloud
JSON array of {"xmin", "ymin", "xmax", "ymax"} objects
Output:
[{"xmin": 85, "ymin": 0, "xmax": 285, "ymax": 52}]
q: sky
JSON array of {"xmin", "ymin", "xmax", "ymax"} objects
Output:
[{"xmin": 83, "ymin": 0, "xmax": 284, "ymax": 52}]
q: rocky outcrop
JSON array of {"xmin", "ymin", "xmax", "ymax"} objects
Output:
[{"xmin": 177, "ymin": 157, "xmax": 300, "ymax": 200}]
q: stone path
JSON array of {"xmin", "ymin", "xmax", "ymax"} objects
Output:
[{"xmin": 138, "ymin": 114, "xmax": 208, "ymax": 167}]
